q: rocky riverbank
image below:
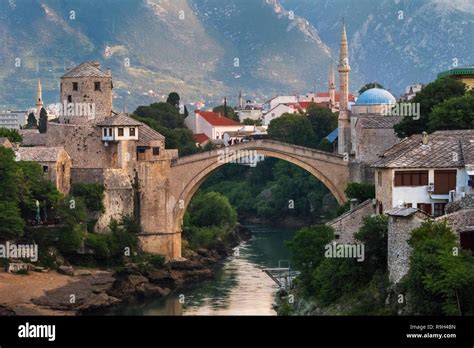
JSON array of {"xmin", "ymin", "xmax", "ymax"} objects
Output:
[{"xmin": 0, "ymin": 223, "xmax": 252, "ymax": 316}]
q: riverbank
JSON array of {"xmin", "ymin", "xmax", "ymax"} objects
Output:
[{"xmin": 0, "ymin": 223, "xmax": 252, "ymax": 316}]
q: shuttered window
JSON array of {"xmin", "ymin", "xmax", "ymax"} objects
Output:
[
  {"xmin": 417, "ymin": 203, "xmax": 432, "ymax": 215},
  {"xmin": 394, "ymin": 171, "xmax": 428, "ymax": 187},
  {"xmin": 434, "ymin": 170, "xmax": 457, "ymax": 194}
]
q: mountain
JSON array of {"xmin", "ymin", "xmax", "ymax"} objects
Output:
[
  {"xmin": 0, "ymin": 0, "xmax": 472, "ymax": 111},
  {"xmin": 280, "ymin": 0, "xmax": 474, "ymax": 95},
  {"xmin": 0, "ymin": 0, "xmax": 337, "ymax": 111}
]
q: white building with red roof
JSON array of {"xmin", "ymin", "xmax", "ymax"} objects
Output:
[{"xmin": 185, "ymin": 110, "xmax": 243, "ymax": 141}]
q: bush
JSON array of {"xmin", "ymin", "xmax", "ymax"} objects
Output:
[
  {"xmin": 71, "ymin": 183, "xmax": 105, "ymax": 213},
  {"xmin": 57, "ymin": 225, "xmax": 85, "ymax": 254},
  {"xmin": 344, "ymin": 182, "xmax": 375, "ymax": 203},
  {"xmin": 149, "ymin": 255, "xmax": 166, "ymax": 268},
  {"xmin": 186, "ymin": 192, "xmax": 237, "ymax": 228},
  {"xmin": 185, "ymin": 225, "xmax": 227, "ymax": 250}
]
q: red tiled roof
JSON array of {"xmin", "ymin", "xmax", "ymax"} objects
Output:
[
  {"xmin": 195, "ymin": 110, "xmax": 241, "ymax": 126},
  {"xmin": 285, "ymin": 101, "xmax": 320, "ymax": 110},
  {"xmin": 316, "ymin": 92, "xmax": 356, "ymax": 102},
  {"xmin": 193, "ymin": 133, "xmax": 210, "ymax": 144}
]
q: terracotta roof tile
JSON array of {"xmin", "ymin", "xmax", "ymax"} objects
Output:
[
  {"xmin": 196, "ymin": 111, "xmax": 241, "ymax": 126},
  {"xmin": 61, "ymin": 62, "xmax": 110, "ymax": 79}
]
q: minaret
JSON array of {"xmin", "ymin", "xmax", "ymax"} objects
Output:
[
  {"xmin": 238, "ymin": 91, "xmax": 243, "ymax": 109},
  {"xmin": 337, "ymin": 20, "xmax": 351, "ymax": 155},
  {"xmin": 328, "ymin": 64, "xmax": 336, "ymax": 108},
  {"xmin": 36, "ymin": 79, "xmax": 44, "ymax": 114}
]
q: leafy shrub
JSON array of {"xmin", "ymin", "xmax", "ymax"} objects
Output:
[
  {"xmin": 71, "ymin": 183, "xmax": 105, "ymax": 213},
  {"xmin": 149, "ymin": 255, "xmax": 166, "ymax": 268}
]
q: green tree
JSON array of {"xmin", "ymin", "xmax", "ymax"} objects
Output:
[
  {"xmin": 71, "ymin": 183, "xmax": 105, "ymax": 213},
  {"xmin": 0, "ymin": 201, "xmax": 24, "ymax": 240},
  {"xmin": 344, "ymin": 182, "xmax": 375, "ymax": 203},
  {"xmin": 394, "ymin": 78, "xmax": 466, "ymax": 138},
  {"xmin": 186, "ymin": 191, "xmax": 237, "ymax": 228},
  {"xmin": 166, "ymin": 92, "xmax": 180, "ymax": 108},
  {"xmin": 405, "ymin": 220, "xmax": 474, "ymax": 315},
  {"xmin": 354, "ymin": 215, "xmax": 388, "ymax": 275},
  {"xmin": 38, "ymin": 107, "xmax": 48, "ymax": 133},
  {"xmin": 134, "ymin": 102, "xmax": 185, "ymax": 129},
  {"xmin": 286, "ymin": 225, "xmax": 334, "ymax": 293},
  {"xmin": 0, "ymin": 128, "xmax": 22, "ymax": 142},
  {"xmin": 267, "ymin": 114, "xmax": 317, "ymax": 148},
  {"xmin": 242, "ymin": 118, "xmax": 262, "ymax": 126},
  {"xmin": 0, "ymin": 147, "xmax": 20, "ymax": 202},
  {"xmin": 26, "ymin": 112, "xmax": 37, "ymax": 129},
  {"xmin": 213, "ymin": 105, "xmax": 239, "ymax": 121},
  {"xmin": 359, "ymin": 82, "xmax": 384, "ymax": 95},
  {"xmin": 306, "ymin": 104, "xmax": 338, "ymax": 143},
  {"xmin": 428, "ymin": 92, "xmax": 474, "ymax": 131}
]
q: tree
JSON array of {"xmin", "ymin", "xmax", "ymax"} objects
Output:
[
  {"xmin": 354, "ymin": 215, "xmax": 388, "ymax": 275},
  {"xmin": 394, "ymin": 77, "xmax": 466, "ymax": 138},
  {"xmin": 286, "ymin": 225, "xmax": 335, "ymax": 293},
  {"xmin": 186, "ymin": 191, "xmax": 237, "ymax": 228},
  {"xmin": 213, "ymin": 104, "xmax": 239, "ymax": 122},
  {"xmin": 306, "ymin": 104, "xmax": 338, "ymax": 143},
  {"xmin": 405, "ymin": 220, "xmax": 474, "ymax": 315},
  {"xmin": 267, "ymin": 114, "xmax": 317, "ymax": 148},
  {"xmin": 0, "ymin": 128, "xmax": 22, "ymax": 142},
  {"xmin": 242, "ymin": 118, "xmax": 262, "ymax": 126},
  {"xmin": 359, "ymin": 82, "xmax": 384, "ymax": 95},
  {"xmin": 0, "ymin": 148, "xmax": 24, "ymax": 240},
  {"xmin": 428, "ymin": 92, "xmax": 474, "ymax": 131},
  {"xmin": 134, "ymin": 102, "xmax": 185, "ymax": 129},
  {"xmin": 345, "ymin": 182, "xmax": 375, "ymax": 203},
  {"xmin": 166, "ymin": 92, "xmax": 180, "ymax": 108},
  {"xmin": 26, "ymin": 112, "xmax": 37, "ymax": 129},
  {"xmin": 38, "ymin": 107, "xmax": 48, "ymax": 133}
]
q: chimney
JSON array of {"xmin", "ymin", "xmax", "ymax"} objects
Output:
[
  {"xmin": 92, "ymin": 61, "xmax": 100, "ymax": 68},
  {"xmin": 350, "ymin": 198, "xmax": 358, "ymax": 211},
  {"xmin": 422, "ymin": 131, "xmax": 428, "ymax": 145}
]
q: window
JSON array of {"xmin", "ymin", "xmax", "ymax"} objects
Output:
[
  {"xmin": 417, "ymin": 203, "xmax": 432, "ymax": 215},
  {"xmin": 118, "ymin": 128, "xmax": 124, "ymax": 136},
  {"xmin": 62, "ymin": 164, "xmax": 65, "ymax": 173},
  {"xmin": 42, "ymin": 166, "xmax": 49, "ymax": 174},
  {"xmin": 216, "ymin": 132, "xmax": 220, "ymax": 139},
  {"xmin": 434, "ymin": 170, "xmax": 457, "ymax": 194},
  {"xmin": 152, "ymin": 147, "xmax": 160, "ymax": 156},
  {"xmin": 406, "ymin": 203, "xmax": 413, "ymax": 208},
  {"xmin": 67, "ymin": 95, "xmax": 72, "ymax": 103},
  {"xmin": 94, "ymin": 82, "xmax": 101, "ymax": 91},
  {"xmin": 72, "ymin": 82, "xmax": 78, "ymax": 91},
  {"xmin": 433, "ymin": 203, "xmax": 447, "ymax": 217},
  {"xmin": 394, "ymin": 171, "xmax": 428, "ymax": 187},
  {"xmin": 378, "ymin": 172, "xmax": 382, "ymax": 186},
  {"xmin": 129, "ymin": 128, "xmax": 136, "ymax": 136},
  {"xmin": 103, "ymin": 128, "xmax": 108, "ymax": 137}
]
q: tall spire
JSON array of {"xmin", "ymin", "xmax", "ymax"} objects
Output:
[
  {"xmin": 36, "ymin": 79, "xmax": 43, "ymax": 112},
  {"xmin": 238, "ymin": 91, "xmax": 243, "ymax": 109},
  {"xmin": 328, "ymin": 63, "xmax": 336, "ymax": 107},
  {"xmin": 337, "ymin": 20, "xmax": 351, "ymax": 155}
]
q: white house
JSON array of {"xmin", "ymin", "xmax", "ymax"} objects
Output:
[
  {"xmin": 373, "ymin": 130, "xmax": 474, "ymax": 217},
  {"xmin": 184, "ymin": 110, "xmax": 242, "ymax": 141},
  {"xmin": 97, "ymin": 113, "xmax": 141, "ymax": 143}
]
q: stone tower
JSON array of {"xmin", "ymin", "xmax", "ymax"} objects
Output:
[
  {"xmin": 338, "ymin": 21, "xmax": 351, "ymax": 155},
  {"xmin": 59, "ymin": 61, "xmax": 113, "ymax": 124},
  {"xmin": 36, "ymin": 79, "xmax": 43, "ymax": 115},
  {"xmin": 328, "ymin": 64, "xmax": 336, "ymax": 108}
]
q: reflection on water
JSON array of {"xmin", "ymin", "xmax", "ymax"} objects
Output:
[{"xmin": 109, "ymin": 224, "xmax": 297, "ymax": 316}]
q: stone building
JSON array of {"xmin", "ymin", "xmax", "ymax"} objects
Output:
[
  {"xmin": 59, "ymin": 61, "xmax": 113, "ymax": 124},
  {"xmin": 386, "ymin": 207, "xmax": 429, "ymax": 284},
  {"xmin": 15, "ymin": 146, "xmax": 72, "ymax": 195},
  {"xmin": 373, "ymin": 130, "xmax": 474, "ymax": 216}
]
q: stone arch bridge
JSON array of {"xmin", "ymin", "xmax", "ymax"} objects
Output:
[{"xmin": 137, "ymin": 140, "xmax": 349, "ymax": 259}]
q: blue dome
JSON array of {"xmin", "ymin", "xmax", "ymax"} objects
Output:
[{"xmin": 355, "ymin": 88, "xmax": 396, "ymax": 105}]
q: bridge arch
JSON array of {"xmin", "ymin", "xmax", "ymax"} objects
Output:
[{"xmin": 170, "ymin": 140, "xmax": 349, "ymax": 233}]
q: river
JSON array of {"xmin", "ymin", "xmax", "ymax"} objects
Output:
[{"xmin": 108, "ymin": 224, "xmax": 297, "ymax": 316}]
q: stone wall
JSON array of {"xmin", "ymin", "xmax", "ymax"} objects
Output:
[
  {"xmin": 95, "ymin": 169, "xmax": 135, "ymax": 233},
  {"xmin": 387, "ymin": 211, "xmax": 428, "ymax": 284},
  {"xmin": 326, "ymin": 199, "xmax": 376, "ymax": 243},
  {"xmin": 46, "ymin": 123, "xmax": 111, "ymax": 170},
  {"xmin": 375, "ymin": 168, "xmax": 393, "ymax": 214}
]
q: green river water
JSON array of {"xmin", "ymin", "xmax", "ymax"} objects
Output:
[{"xmin": 108, "ymin": 223, "xmax": 297, "ymax": 316}]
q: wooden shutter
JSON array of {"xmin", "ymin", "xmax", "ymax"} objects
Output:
[{"xmin": 434, "ymin": 170, "xmax": 457, "ymax": 194}]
